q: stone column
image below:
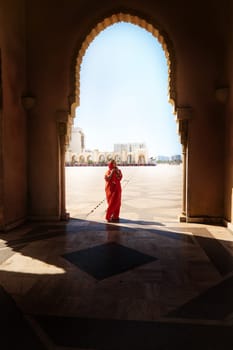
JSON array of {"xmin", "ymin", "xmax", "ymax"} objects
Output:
[
  {"xmin": 177, "ymin": 107, "xmax": 192, "ymax": 221},
  {"xmin": 181, "ymin": 144, "xmax": 187, "ymax": 216},
  {"xmin": 56, "ymin": 111, "xmax": 70, "ymax": 221},
  {"xmin": 0, "ymin": 52, "xmax": 3, "ymax": 229}
]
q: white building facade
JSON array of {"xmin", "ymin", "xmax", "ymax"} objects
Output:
[
  {"xmin": 65, "ymin": 127, "xmax": 85, "ymax": 164},
  {"xmin": 65, "ymin": 128, "xmax": 149, "ymax": 165}
]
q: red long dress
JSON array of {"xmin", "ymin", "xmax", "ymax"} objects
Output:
[{"xmin": 105, "ymin": 163, "xmax": 123, "ymax": 221}]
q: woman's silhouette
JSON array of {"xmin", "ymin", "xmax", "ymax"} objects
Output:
[{"xmin": 104, "ymin": 160, "xmax": 123, "ymax": 222}]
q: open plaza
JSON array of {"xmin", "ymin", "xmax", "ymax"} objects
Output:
[{"xmin": 66, "ymin": 164, "xmax": 183, "ymax": 223}]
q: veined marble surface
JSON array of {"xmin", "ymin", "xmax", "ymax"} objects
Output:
[{"xmin": 0, "ymin": 165, "xmax": 232, "ymax": 349}]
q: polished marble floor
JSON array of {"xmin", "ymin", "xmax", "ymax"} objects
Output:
[{"xmin": 0, "ymin": 166, "xmax": 233, "ymax": 349}]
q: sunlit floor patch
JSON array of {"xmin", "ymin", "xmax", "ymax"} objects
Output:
[{"xmin": 0, "ymin": 253, "xmax": 65, "ymax": 275}]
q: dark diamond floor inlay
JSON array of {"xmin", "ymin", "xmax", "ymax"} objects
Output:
[{"xmin": 62, "ymin": 242, "xmax": 157, "ymax": 280}]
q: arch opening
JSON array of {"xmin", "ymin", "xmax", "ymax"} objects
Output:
[
  {"xmin": 65, "ymin": 13, "xmax": 184, "ymax": 223},
  {"xmin": 68, "ymin": 13, "xmax": 177, "ymax": 131}
]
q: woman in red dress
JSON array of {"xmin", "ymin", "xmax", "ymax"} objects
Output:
[{"xmin": 104, "ymin": 160, "xmax": 123, "ymax": 222}]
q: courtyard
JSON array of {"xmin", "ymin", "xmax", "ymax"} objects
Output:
[{"xmin": 65, "ymin": 164, "xmax": 182, "ymax": 223}]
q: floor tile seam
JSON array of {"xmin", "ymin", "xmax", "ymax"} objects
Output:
[
  {"xmin": 185, "ymin": 227, "xmax": 233, "ymax": 241},
  {"xmin": 104, "ymin": 226, "xmax": 192, "ymax": 238},
  {"xmin": 0, "ymin": 245, "xmax": 14, "ymax": 250},
  {"xmin": 196, "ymin": 237, "xmax": 233, "ymax": 257},
  {"xmin": 177, "ymin": 227, "xmax": 233, "ymax": 271},
  {"xmin": 28, "ymin": 312, "xmax": 232, "ymax": 328},
  {"xmin": 159, "ymin": 316, "xmax": 233, "ymax": 327},
  {"xmin": 221, "ymin": 270, "xmax": 233, "ymax": 280},
  {"xmin": 224, "ymin": 312, "xmax": 233, "ymax": 325},
  {"xmin": 25, "ymin": 314, "xmax": 56, "ymax": 350},
  {"xmin": 165, "ymin": 276, "xmax": 233, "ymax": 323},
  {"xmin": 1, "ymin": 226, "xmax": 205, "ymax": 245},
  {"xmin": 4, "ymin": 230, "xmax": 77, "ymax": 247},
  {"xmin": 217, "ymin": 240, "xmax": 233, "ymax": 257},
  {"xmin": 193, "ymin": 237, "xmax": 233, "ymax": 276}
]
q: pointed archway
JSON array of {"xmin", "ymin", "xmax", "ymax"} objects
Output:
[
  {"xmin": 71, "ymin": 13, "xmax": 177, "ymax": 119},
  {"xmin": 62, "ymin": 12, "xmax": 190, "ymax": 221}
]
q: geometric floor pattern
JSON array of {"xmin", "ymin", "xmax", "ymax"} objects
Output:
[
  {"xmin": 166, "ymin": 275, "xmax": 233, "ymax": 320},
  {"xmin": 0, "ymin": 218, "xmax": 233, "ymax": 349},
  {"xmin": 62, "ymin": 242, "xmax": 158, "ymax": 280}
]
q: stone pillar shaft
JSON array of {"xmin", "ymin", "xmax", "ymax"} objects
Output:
[
  {"xmin": 56, "ymin": 112, "xmax": 70, "ymax": 221},
  {"xmin": 177, "ymin": 107, "xmax": 192, "ymax": 221}
]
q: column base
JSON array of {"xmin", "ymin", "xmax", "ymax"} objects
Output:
[
  {"xmin": 186, "ymin": 216, "xmax": 224, "ymax": 225},
  {"xmin": 223, "ymin": 219, "xmax": 233, "ymax": 233},
  {"xmin": 61, "ymin": 212, "xmax": 70, "ymax": 221},
  {"xmin": 179, "ymin": 214, "xmax": 187, "ymax": 222}
]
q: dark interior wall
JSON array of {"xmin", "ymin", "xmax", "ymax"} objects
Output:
[
  {"xmin": 25, "ymin": 1, "xmax": 84, "ymax": 217},
  {"xmin": 183, "ymin": 48, "xmax": 226, "ymax": 219},
  {"xmin": 224, "ymin": 13, "xmax": 233, "ymax": 223},
  {"xmin": 168, "ymin": 2, "xmax": 230, "ymax": 220},
  {"xmin": 156, "ymin": 1, "xmax": 229, "ymax": 220},
  {"xmin": 0, "ymin": 0, "xmax": 27, "ymax": 229},
  {"xmin": 0, "ymin": 51, "xmax": 3, "ymax": 228}
]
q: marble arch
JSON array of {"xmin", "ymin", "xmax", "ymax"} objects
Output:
[{"xmin": 63, "ymin": 12, "xmax": 188, "ymax": 221}]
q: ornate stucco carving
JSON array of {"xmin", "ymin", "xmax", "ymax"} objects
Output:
[
  {"xmin": 177, "ymin": 107, "xmax": 192, "ymax": 147},
  {"xmin": 215, "ymin": 87, "xmax": 229, "ymax": 103},
  {"xmin": 68, "ymin": 12, "xmax": 177, "ymax": 142},
  {"xmin": 21, "ymin": 96, "xmax": 36, "ymax": 110},
  {"xmin": 56, "ymin": 110, "xmax": 71, "ymax": 150}
]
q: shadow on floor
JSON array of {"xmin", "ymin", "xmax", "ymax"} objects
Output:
[{"xmin": 0, "ymin": 218, "xmax": 233, "ymax": 349}]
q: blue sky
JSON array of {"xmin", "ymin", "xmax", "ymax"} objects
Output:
[{"xmin": 74, "ymin": 22, "xmax": 181, "ymax": 157}]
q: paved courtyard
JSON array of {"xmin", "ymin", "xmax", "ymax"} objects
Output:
[{"xmin": 66, "ymin": 164, "xmax": 182, "ymax": 223}]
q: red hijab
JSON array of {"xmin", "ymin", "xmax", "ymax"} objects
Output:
[{"xmin": 108, "ymin": 160, "xmax": 115, "ymax": 170}]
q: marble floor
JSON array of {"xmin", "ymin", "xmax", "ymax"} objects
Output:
[{"xmin": 0, "ymin": 165, "xmax": 233, "ymax": 349}]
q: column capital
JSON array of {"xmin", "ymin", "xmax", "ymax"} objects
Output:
[
  {"xmin": 21, "ymin": 96, "xmax": 36, "ymax": 110},
  {"xmin": 176, "ymin": 107, "xmax": 193, "ymax": 147},
  {"xmin": 57, "ymin": 122, "xmax": 67, "ymax": 137},
  {"xmin": 55, "ymin": 110, "xmax": 69, "ymax": 123},
  {"xmin": 55, "ymin": 110, "xmax": 74, "ymax": 145},
  {"xmin": 177, "ymin": 107, "xmax": 193, "ymax": 120},
  {"xmin": 215, "ymin": 87, "xmax": 229, "ymax": 103}
]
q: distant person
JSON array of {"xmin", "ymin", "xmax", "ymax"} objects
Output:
[{"xmin": 104, "ymin": 160, "xmax": 123, "ymax": 222}]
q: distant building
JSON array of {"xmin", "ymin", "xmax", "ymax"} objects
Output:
[
  {"xmin": 114, "ymin": 143, "xmax": 148, "ymax": 164},
  {"xmin": 156, "ymin": 154, "xmax": 182, "ymax": 164},
  {"xmin": 65, "ymin": 127, "xmax": 85, "ymax": 165},
  {"xmin": 170, "ymin": 154, "xmax": 182, "ymax": 164},
  {"xmin": 156, "ymin": 155, "xmax": 170, "ymax": 163},
  {"xmin": 69, "ymin": 127, "xmax": 85, "ymax": 153},
  {"xmin": 65, "ymin": 128, "xmax": 149, "ymax": 165}
]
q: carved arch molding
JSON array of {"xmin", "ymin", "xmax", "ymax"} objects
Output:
[{"xmin": 66, "ymin": 12, "xmax": 180, "ymax": 146}]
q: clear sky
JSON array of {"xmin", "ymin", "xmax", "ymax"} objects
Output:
[{"xmin": 74, "ymin": 22, "xmax": 181, "ymax": 157}]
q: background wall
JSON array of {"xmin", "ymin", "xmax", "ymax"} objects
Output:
[
  {"xmin": 224, "ymin": 15, "xmax": 233, "ymax": 224},
  {"xmin": 0, "ymin": 0, "xmax": 27, "ymax": 229},
  {"xmin": 0, "ymin": 0, "xmax": 232, "ymax": 228}
]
